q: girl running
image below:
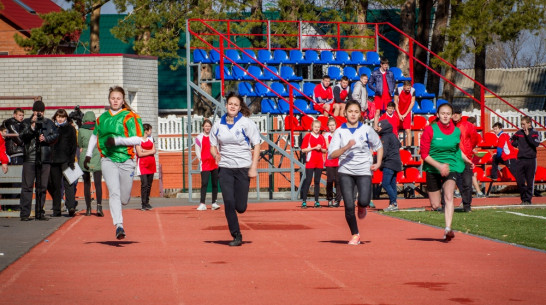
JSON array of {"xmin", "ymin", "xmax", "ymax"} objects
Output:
[
  {"xmin": 420, "ymin": 103, "xmax": 473, "ymax": 241},
  {"xmin": 136, "ymin": 123, "xmax": 156, "ymax": 211},
  {"xmin": 323, "ymin": 118, "xmax": 341, "ymax": 207},
  {"xmin": 84, "ymin": 86, "xmax": 144, "ymax": 240},
  {"xmin": 195, "ymin": 119, "xmax": 220, "ymax": 211},
  {"xmin": 209, "ymin": 93, "xmax": 260, "ymax": 247},
  {"xmin": 328, "ymin": 100, "xmax": 383, "ymax": 245},
  {"xmin": 300, "ymin": 120, "xmax": 327, "ymax": 208}
]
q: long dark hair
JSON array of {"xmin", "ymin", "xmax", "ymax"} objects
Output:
[{"xmin": 226, "ymin": 92, "xmax": 251, "ymax": 117}]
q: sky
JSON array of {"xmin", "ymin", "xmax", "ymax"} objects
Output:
[{"xmin": 52, "ymin": 0, "xmax": 129, "ymax": 14}]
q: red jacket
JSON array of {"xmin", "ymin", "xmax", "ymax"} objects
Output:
[
  {"xmin": 0, "ymin": 136, "xmax": 9, "ymax": 165},
  {"xmin": 455, "ymin": 120, "xmax": 478, "ymax": 159}
]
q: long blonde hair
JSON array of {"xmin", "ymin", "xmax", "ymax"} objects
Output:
[{"xmin": 109, "ymin": 86, "xmax": 136, "ymax": 113}]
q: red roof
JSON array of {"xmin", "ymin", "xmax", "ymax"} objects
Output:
[{"xmin": 0, "ymin": 0, "xmax": 62, "ymax": 32}]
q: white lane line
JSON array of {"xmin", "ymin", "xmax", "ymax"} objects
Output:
[{"xmin": 499, "ymin": 211, "xmax": 546, "ymax": 220}]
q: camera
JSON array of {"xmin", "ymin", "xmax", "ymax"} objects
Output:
[{"xmin": 69, "ymin": 105, "xmax": 83, "ymax": 128}]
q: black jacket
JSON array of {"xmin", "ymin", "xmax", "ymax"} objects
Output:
[
  {"xmin": 51, "ymin": 123, "xmax": 77, "ymax": 165},
  {"xmin": 2, "ymin": 117, "xmax": 24, "ymax": 157},
  {"xmin": 20, "ymin": 115, "xmax": 59, "ymax": 164},
  {"xmin": 511, "ymin": 128, "xmax": 540, "ymax": 159},
  {"xmin": 377, "ymin": 120, "xmax": 402, "ymax": 172}
]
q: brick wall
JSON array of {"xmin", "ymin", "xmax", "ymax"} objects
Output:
[{"xmin": 0, "ymin": 20, "xmax": 26, "ymax": 55}]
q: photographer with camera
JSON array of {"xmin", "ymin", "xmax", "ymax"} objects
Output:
[{"xmin": 19, "ymin": 97, "xmax": 59, "ymax": 221}]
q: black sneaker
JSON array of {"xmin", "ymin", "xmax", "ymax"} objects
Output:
[
  {"xmin": 35, "ymin": 214, "xmax": 50, "ymax": 221},
  {"xmin": 116, "ymin": 227, "xmax": 126, "ymax": 240},
  {"xmin": 68, "ymin": 208, "xmax": 76, "ymax": 217},
  {"xmin": 333, "ymin": 201, "xmax": 340, "ymax": 208},
  {"xmin": 229, "ymin": 233, "xmax": 242, "ymax": 247},
  {"xmin": 144, "ymin": 203, "xmax": 153, "ymax": 210}
]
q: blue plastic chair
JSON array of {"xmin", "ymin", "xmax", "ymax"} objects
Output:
[
  {"xmin": 238, "ymin": 82, "xmax": 257, "ymax": 97},
  {"xmin": 215, "ymin": 65, "xmax": 235, "ymax": 80},
  {"xmin": 302, "ymin": 50, "xmax": 319, "ymax": 64},
  {"xmin": 317, "ymin": 50, "xmax": 335, "ymax": 65},
  {"xmin": 225, "ymin": 49, "xmax": 242, "ymax": 64},
  {"xmin": 327, "ymin": 66, "xmax": 342, "ymax": 80},
  {"xmin": 413, "ymin": 83, "xmax": 436, "ymax": 99},
  {"xmin": 391, "ymin": 67, "xmax": 412, "ymax": 82},
  {"xmin": 295, "ymin": 99, "xmax": 319, "ymax": 114},
  {"xmin": 303, "ymin": 82, "xmax": 316, "ymax": 97},
  {"xmin": 366, "ymin": 85, "xmax": 375, "ymax": 97},
  {"xmin": 280, "ymin": 66, "xmax": 303, "ymax": 81},
  {"xmin": 193, "ymin": 49, "xmax": 212, "ymax": 64},
  {"xmin": 334, "ymin": 51, "xmax": 351, "ymax": 65},
  {"xmin": 419, "ymin": 99, "xmax": 436, "ymax": 114},
  {"xmin": 209, "ymin": 49, "xmax": 220, "ymax": 63},
  {"xmin": 258, "ymin": 50, "xmax": 274, "ymax": 64},
  {"xmin": 349, "ymin": 51, "xmax": 366, "ymax": 65},
  {"xmin": 256, "ymin": 83, "xmax": 275, "ymax": 97},
  {"xmin": 358, "ymin": 66, "xmax": 371, "ymax": 79},
  {"xmin": 247, "ymin": 65, "xmax": 264, "ymax": 81},
  {"xmin": 289, "ymin": 82, "xmax": 304, "ymax": 97},
  {"xmin": 277, "ymin": 99, "xmax": 291, "ymax": 114},
  {"xmin": 364, "ymin": 51, "xmax": 380, "ymax": 65},
  {"xmin": 436, "ymin": 99, "xmax": 449, "ymax": 108},
  {"xmin": 343, "ymin": 66, "xmax": 359, "ymax": 81},
  {"xmin": 263, "ymin": 66, "xmax": 280, "ymax": 81},
  {"xmin": 240, "ymin": 49, "xmax": 257, "ymax": 64},
  {"xmin": 261, "ymin": 99, "xmax": 282, "ymax": 114},
  {"xmin": 271, "ymin": 82, "xmax": 289, "ymax": 97},
  {"xmin": 412, "ymin": 101, "xmax": 421, "ymax": 113},
  {"xmin": 232, "ymin": 65, "xmax": 250, "ymax": 80},
  {"xmin": 287, "ymin": 50, "xmax": 304, "ymax": 64},
  {"xmin": 270, "ymin": 50, "xmax": 289, "ymax": 65}
]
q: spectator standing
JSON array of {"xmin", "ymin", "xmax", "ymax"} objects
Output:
[
  {"xmin": 377, "ymin": 120, "xmax": 402, "ymax": 212},
  {"xmin": 136, "ymin": 123, "xmax": 156, "ymax": 211},
  {"xmin": 2, "ymin": 108, "xmax": 25, "ymax": 165},
  {"xmin": 195, "ymin": 119, "xmax": 220, "ymax": 211},
  {"xmin": 420, "ymin": 103, "xmax": 473, "ymax": 241},
  {"xmin": 324, "ymin": 118, "xmax": 342, "ymax": 208},
  {"xmin": 394, "ymin": 81, "xmax": 415, "ymax": 147},
  {"xmin": 351, "ymin": 74, "xmax": 369, "ymax": 118},
  {"xmin": 19, "ymin": 98, "xmax": 59, "ymax": 221},
  {"xmin": 452, "ymin": 107, "xmax": 479, "ymax": 212},
  {"xmin": 78, "ymin": 111, "xmax": 103, "ymax": 216},
  {"xmin": 313, "ymin": 75, "xmax": 338, "ymax": 116},
  {"xmin": 333, "ymin": 76, "xmax": 351, "ymax": 116},
  {"xmin": 300, "ymin": 120, "xmax": 327, "ymax": 208},
  {"xmin": 328, "ymin": 100, "xmax": 383, "ymax": 245},
  {"xmin": 0, "ymin": 126, "xmax": 9, "ymax": 173},
  {"xmin": 378, "ymin": 102, "xmax": 400, "ymax": 137},
  {"xmin": 209, "ymin": 93, "xmax": 260, "ymax": 247},
  {"xmin": 368, "ymin": 58, "xmax": 395, "ymax": 129},
  {"xmin": 511, "ymin": 116, "xmax": 541, "ymax": 205},
  {"xmin": 50, "ymin": 109, "xmax": 77, "ymax": 217},
  {"xmin": 84, "ymin": 86, "xmax": 144, "ymax": 240}
]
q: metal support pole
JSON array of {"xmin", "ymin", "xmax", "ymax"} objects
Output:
[{"xmin": 409, "ymin": 40, "xmax": 414, "ymax": 85}]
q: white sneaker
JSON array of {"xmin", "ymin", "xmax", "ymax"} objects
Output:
[
  {"xmin": 196, "ymin": 203, "xmax": 207, "ymax": 211},
  {"xmin": 211, "ymin": 202, "xmax": 221, "ymax": 210}
]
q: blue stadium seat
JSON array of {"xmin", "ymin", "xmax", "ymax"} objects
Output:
[
  {"xmin": 327, "ymin": 66, "xmax": 342, "ymax": 80},
  {"xmin": 280, "ymin": 66, "xmax": 303, "ymax": 81},
  {"xmin": 391, "ymin": 67, "xmax": 412, "ymax": 82},
  {"xmin": 238, "ymin": 82, "xmax": 257, "ymax": 97},
  {"xmin": 247, "ymin": 65, "xmax": 265, "ymax": 81},
  {"xmin": 263, "ymin": 66, "xmax": 280, "ymax": 81},
  {"xmin": 240, "ymin": 49, "xmax": 257, "ymax": 64},
  {"xmin": 366, "ymin": 85, "xmax": 375, "ymax": 97},
  {"xmin": 287, "ymin": 50, "xmax": 304, "ymax": 64},
  {"xmin": 289, "ymin": 82, "xmax": 304, "ymax": 97},
  {"xmin": 277, "ymin": 99, "xmax": 291, "ymax": 114},
  {"xmin": 364, "ymin": 51, "xmax": 380, "ymax": 65},
  {"xmin": 303, "ymin": 82, "xmax": 316, "ymax": 97},
  {"xmin": 261, "ymin": 98, "xmax": 282, "ymax": 114},
  {"xmin": 193, "ymin": 49, "xmax": 212, "ymax": 64},
  {"xmin": 302, "ymin": 50, "xmax": 319, "ymax": 64},
  {"xmin": 343, "ymin": 66, "xmax": 359, "ymax": 81},
  {"xmin": 209, "ymin": 49, "xmax": 220, "ymax": 63},
  {"xmin": 436, "ymin": 99, "xmax": 449, "ymax": 107},
  {"xmin": 349, "ymin": 51, "xmax": 366, "ymax": 65},
  {"xmin": 334, "ymin": 51, "xmax": 351, "ymax": 65},
  {"xmin": 225, "ymin": 49, "xmax": 242, "ymax": 64},
  {"xmin": 419, "ymin": 99, "xmax": 436, "ymax": 114},
  {"xmin": 295, "ymin": 99, "xmax": 319, "ymax": 114},
  {"xmin": 413, "ymin": 83, "xmax": 436, "ymax": 99},
  {"xmin": 256, "ymin": 82, "xmax": 275, "ymax": 97},
  {"xmin": 358, "ymin": 66, "xmax": 371, "ymax": 78},
  {"xmin": 412, "ymin": 101, "xmax": 421, "ymax": 113},
  {"xmin": 232, "ymin": 65, "xmax": 250, "ymax": 80},
  {"xmin": 215, "ymin": 65, "xmax": 235, "ymax": 80},
  {"xmin": 317, "ymin": 50, "xmax": 335, "ymax": 65},
  {"xmin": 258, "ymin": 50, "xmax": 274, "ymax": 64},
  {"xmin": 270, "ymin": 50, "xmax": 289, "ymax": 65},
  {"xmin": 270, "ymin": 82, "xmax": 289, "ymax": 97}
]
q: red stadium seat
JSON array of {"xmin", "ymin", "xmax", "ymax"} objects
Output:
[
  {"xmin": 335, "ymin": 116, "xmax": 347, "ymax": 128},
  {"xmin": 474, "ymin": 167, "xmax": 491, "ymax": 182},
  {"xmin": 317, "ymin": 115, "xmax": 329, "ymax": 131},
  {"xmin": 411, "ymin": 115, "xmax": 428, "ymax": 130},
  {"xmin": 400, "ymin": 149, "xmax": 421, "ymax": 167},
  {"xmin": 479, "ymin": 132, "xmax": 498, "ymax": 148},
  {"xmin": 500, "ymin": 166, "xmax": 515, "ymax": 182},
  {"xmin": 284, "ymin": 115, "xmax": 301, "ymax": 130},
  {"xmin": 428, "ymin": 116, "xmax": 437, "ymax": 125},
  {"xmin": 535, "ymin": 166, "xmax": 546, "ymax": 183},
  {"xmin": 372, "ymin": 170, "xmax": 383, "ymax": 184},
  {"xmin": 477, "ymin": 152, "xmax": 493, "ymax": 165},
  {"xmin": 396, "ymin": 170, "xmax": 405, "ymax": 183},
  {"xmin": 400, "ymin": 167, "xmax": 424, "ymax": 183},
  {"xmin": 300, "ymin": 115, "xmax": 314, "ymax": 131}
]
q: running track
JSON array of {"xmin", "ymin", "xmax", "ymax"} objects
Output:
[{"xmin": 1, "ymin": 198, "xmax": 545, "ymax": 305}]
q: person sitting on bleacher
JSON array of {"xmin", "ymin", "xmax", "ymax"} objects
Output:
[
  {"xmin": 394, "ymin": 81, "xmax": 415, "ymax": 147},
  {"xmin": 333, "ymin": 76, "xmax": 351, "ymax": 116},
  {"xmin": 313, "ymin": 75, "xmax": 337, "ymax": 117},
  {"xmin": 377, "ymin": 102, "xmax": 399, "ymax": 137},
  {"xmin": 490, "ymin": 122, "xmax": 518, "ymax": 182},
  {"xmin": 368, "ymin": 57, "xmax": 395, "ymax": 129}
]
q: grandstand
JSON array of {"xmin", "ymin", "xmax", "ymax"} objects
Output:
[{"xmin": 178, "ymin": 19, "xmax": 546, "ymax": 202}]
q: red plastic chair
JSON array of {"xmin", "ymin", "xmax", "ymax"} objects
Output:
[
  {"xmin": 399, "ymin": 149, "xmax": 421, "ymax": 167},
  {"xmin": 372, "ymin": 170, "xmax": 383, "ymax": 184},
  {"xmin": 300, "ymin": 115, "xmax": 314, "ymax": 131},
  {"xmin": 477, "ymin": 152, "xmax": 493, "ymax": 165},
  {"xmin": 335, "ymin": 116, "xmax": 347, "ymax": 128},
  {"xmin": 500, "ymin": 166, "xmax": 515, "ymax": 182},
  {"xmin": 317, "ymin": 115, "xmax": 329, "ymax": 131},
  {"xmin": 400, "ymin": 167, "xmax": 423, "ymax": 183},
  {"xmin": 284, "ymin": 115, "xmax": 301, "ymax": 130},
  {"xmin": 479, "ymin": 132, "xmax": 498, "ymax": 148},
  {"xmin": 411, "ymin": 115, "xmax": 428, "ymax": 131},
  {"xmin": 474, "ymin": 167, "xmax": 491, "ymax": 182},
  {"xmin": 396, "ymin": 170, "xmax": 405, "ymax": 183},
  {"xmin": 428, "ymin": 116, "xmax": 437, "ymax": 125},
  {"xmin": 535, "ymin": 166, "xmax": 546, "ymax": 183}
]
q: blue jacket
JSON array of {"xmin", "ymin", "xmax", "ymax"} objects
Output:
[{"xmin": 368, "ymin": 69, "xmax": 395, "ymax": 96}]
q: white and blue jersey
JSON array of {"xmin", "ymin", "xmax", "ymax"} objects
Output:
[
  {"xmin": 209, "ymin": 113, "xmax": 261, "ymax": 168},
  {"xmin": 327, "ymin": 122, "xmax": 382, "ymax": 176}
]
